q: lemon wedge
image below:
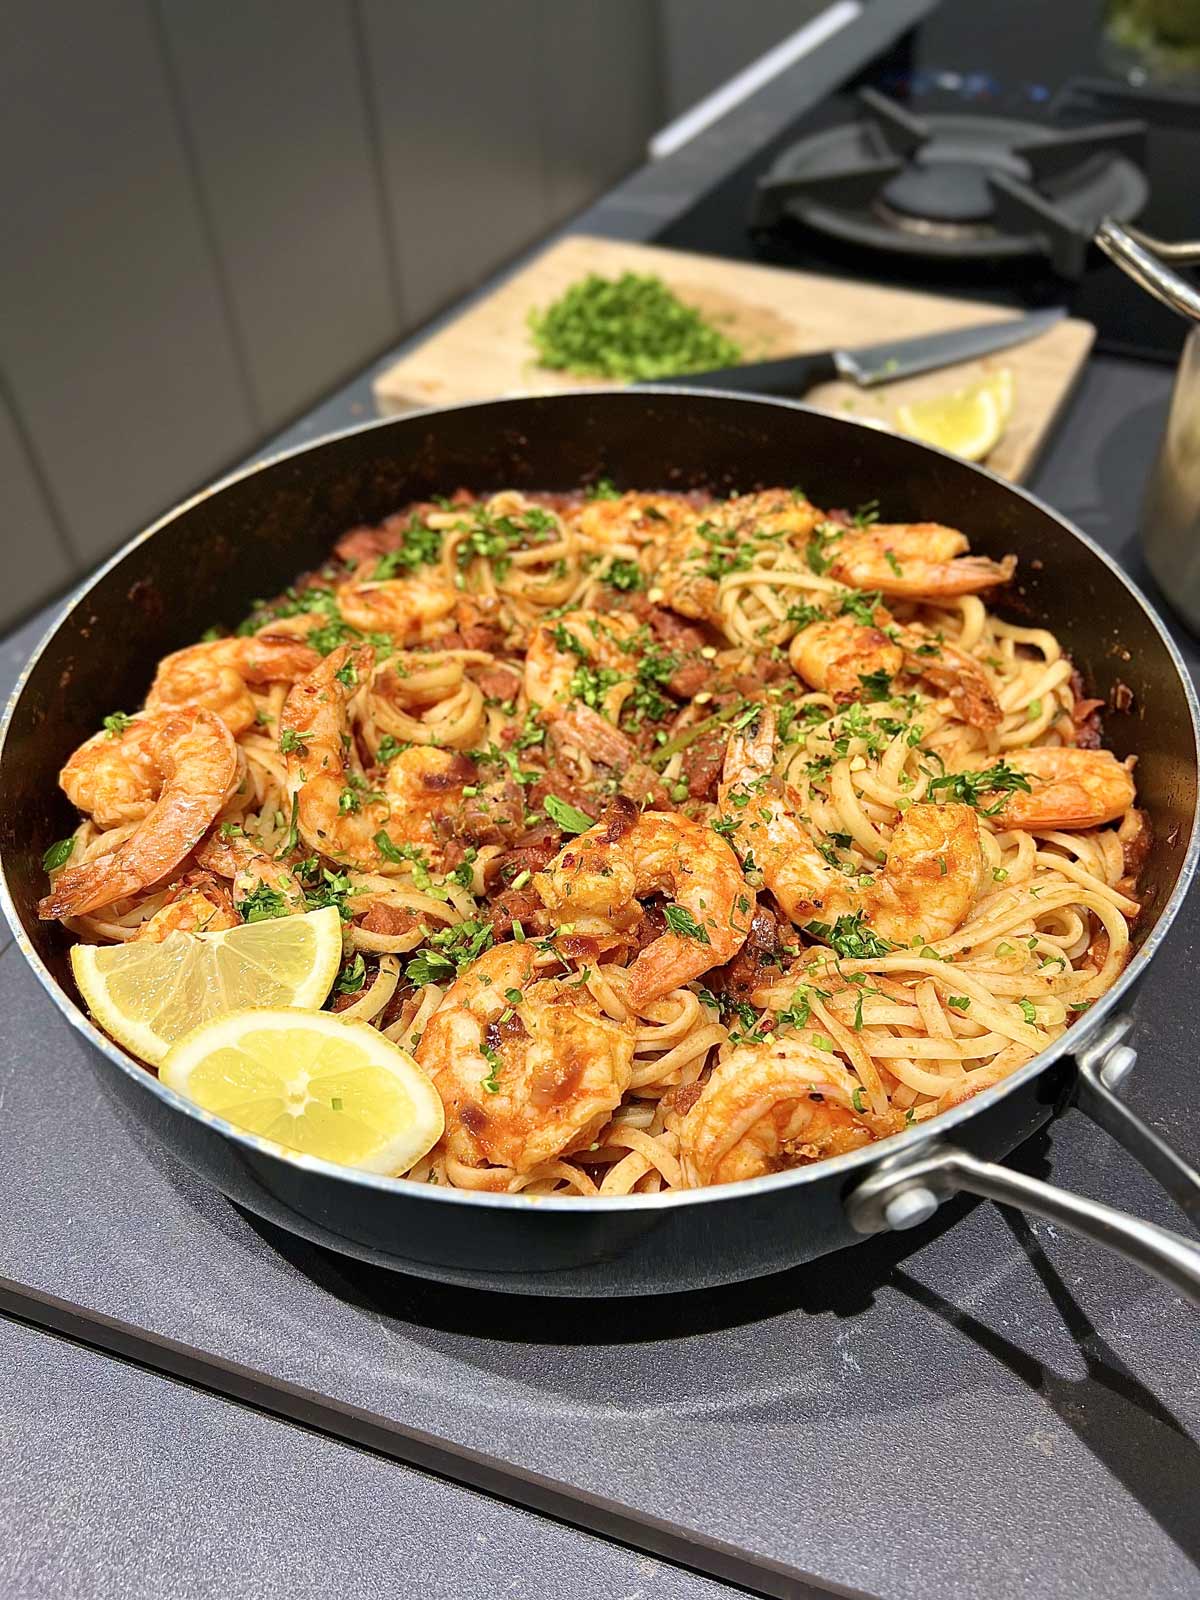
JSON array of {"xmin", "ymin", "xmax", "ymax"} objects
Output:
[
  {"xmin": 160, "ymin": 1009, "xmax": 445, "ymax": 1174},
  {"xmin": 895, "ymin": 368, "xmax": 1014, "ymax": 462},
  {"xmin": 70, "ymin": 906, "xmax": 343, "ymax": 1066}
]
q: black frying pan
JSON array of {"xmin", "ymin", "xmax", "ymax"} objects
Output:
[{"xmin": 2, "ymin": 391, "xmax": 1199, "ymax": 1298}]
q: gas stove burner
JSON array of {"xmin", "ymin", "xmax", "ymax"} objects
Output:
[
  {"xmin": 872, "ymin": 200, "xmax": 995, "ymax": 242},
  {"xmin": 750, "ymin": 88, "xmax": 1149, "ymax": 280}
]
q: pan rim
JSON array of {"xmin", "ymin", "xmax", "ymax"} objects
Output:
[{"xmin": 3, "ymin": 388, "xmax": 1198, "ymax": 1218}]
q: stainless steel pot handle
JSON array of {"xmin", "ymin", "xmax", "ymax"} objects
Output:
[
  {"xmin": 846, "ymin": 1015, "xmax": 1200, "ymax": 1306},
  {"xmin": 1095, "ymin": 218, "xmax": 1200, "ymax": 323}
]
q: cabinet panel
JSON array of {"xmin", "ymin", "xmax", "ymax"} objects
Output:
[
  {"xmin": 0, "ymin": 389, "xmax": 74, "ymax": 625},
  {"xmin": 159, "ymin": 0, "xmax": 400, "ymax": 432},
  {"xmin": 538, "ymin": 0, "xmax": 660, "ymax": 223},
  {"xmin": 0, "ymin": 1, "xmax": 256, "ymax": 565},
  {"xmin": 358, "ymin": 0, "xmax": 550, "ymax": 327}
]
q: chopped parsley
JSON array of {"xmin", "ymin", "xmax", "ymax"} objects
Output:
[
  {"xmin": 544, "ymin": 795, "xmax": 594, "ymax": 834},
  {"xmin": 370, "ymin": 516, "xmax": 443, "ymax": 577},
  {"xmin": 858, "ymin": 668, "xmax": 893, "ymax": 700},
  {"xmin": 785, "ymin": 600, "xmax": 825, "ymax": 629},
  {"xmin": 926, "ymin": 760, "xmax": 1033, "ymax": 814},
  {"xmin": 480, "ymin": 1043, "xmax": 502, "ymax": 1093},
  {"xmin": 279, "ymin": 729, "xmax": 308, "ymax": 755},
  {"xmin": 42, "ymin": 836, "xmax": 75, "ymax": 872},
  {"xmin": 585, "ymin": 477, "xmax": 621, "ymax": 501},
  {"xmin": 405, "ymin": 919, "xmax": 495, "ymax": 985},
  {"xmin": 334, "ymin": 954, "xmax": 367, "ymax": 995},
  {"xmin": 277, "ymin": 794, "xmax": 300, "ymax": 856},
  {"xmin": 302, "ymin": 866, "xmax": 355, "ymax": 921},
  {"xmin": 804, "ymin": 910, "xmax": 894, "ymax": 960},
  {"xmin": 838, "ymin": 589, "xmax": 883, "ymax": 627},
  {"xmin": 606, "ymin": 558, "xmax": 644, "ymax": 592},
  {"xmin": 662, "ymin": 904, "xmax": 711, "ymax": 945},
  {"xmin": 239, "ymin": 884, "xmax": 291, "ymax": 923},
  {"xmin": 102, "ymin": 712, "xmax": 132, "ymax": 738}
]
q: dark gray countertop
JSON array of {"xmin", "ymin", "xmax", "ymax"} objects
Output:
[
  {"xmin": 2, "ymin": 3, "xmax": 1198, "ymax": 1595},
  {"xmin": 0, "ymin": 1319, "xmax": 729, "ymax": 1600}
]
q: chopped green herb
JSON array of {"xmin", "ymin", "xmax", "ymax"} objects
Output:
[
  {"xmin": 838, "ymin": 589, "xmax": 884, "ymax": 627},
  {"xmin": 102, "ymin": 712, "xmax": 132, "ymax": 738},
  {"xmin": 544, "ymin": 795, "xmax": 594, "ymax": 834},
  {"xmin": 804, "ymin": 910, "xmax": 894, "ymax": 960},
  {"xmin": 528, "ymin": 272, "xmax": 741, "ymax": 382},
  {"xmin": 585, "ymin": 477, "xmax": 620, "ymax": 501},
  {"xmin": 1018, "ymin": 998, "xmax": 1038, "ymax": 1024},
  {"xmin": 279, "ymin": 729, "xmax": 308, "ymax": 755},
  {"xmin": 858, "ymin": 668, "xmax": 893, "ymax": 700},
  {"xmin": 42, "ymin": 836, "xmax": 75, "ymax": 872},
  {"xmin": 239, "ymin": 884, "xmax": 290, "ymax": 923},
  {"xmin": 947, "ymin": 995, "xmax": 971, "ymax": 1012},
  {"xmin": 926, "ymin": 759, "xmax": 1033, "ymax": 814},
  {"xmin": 851, "ymin": 1087, "xmax": 867, "ymax": 1111},
  {"xmin": 334, "ymin": 954, "xmax": 367, "ymax": 995},
  {"xmin": 605, "ymin": 558, "xmax": 644, "ymax": 592},
  {"xmin": 662, "ymin": 904, "xmax": 711, "ymax": 945}
]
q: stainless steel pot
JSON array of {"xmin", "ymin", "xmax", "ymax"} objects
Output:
[
  {"xmin": 2, "ymin": 391, "xmax": 1199, "ymax": 1298},
  {"xmin": 1097, "ymin": 218, "xmax": 1200, "ymax": 631}
]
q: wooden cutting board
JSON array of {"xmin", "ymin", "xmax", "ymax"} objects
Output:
[{"xmin": 373, "ymin": 234, "xmax": 1095, "ymax": 482}]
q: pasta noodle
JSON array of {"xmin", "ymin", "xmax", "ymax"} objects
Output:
[{"xmin": 42, "ymin": 485, "xmax": 1146, "ymax": 1194}]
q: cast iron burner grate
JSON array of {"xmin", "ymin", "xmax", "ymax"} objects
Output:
[{"xmin": 750, "ymin": 88, "xmax": 1149, "ymax": 280}]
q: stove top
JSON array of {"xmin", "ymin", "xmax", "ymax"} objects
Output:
[{"xmin": 656, "ymin": 0, "xmax": 1199, "ymax": 362}]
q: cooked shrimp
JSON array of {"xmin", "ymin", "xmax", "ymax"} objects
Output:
[
  {"xmin": 898, "ymin": 625, "xmax": 1002, "ymax": 728},
  {"xmin": 415, "ymin": 941, "xmax": 635, "ymax": 1182},
  {"xmin": 523, "ymin": 610, "xmax": 639, "ymax": 718},
  {"xmin": 575, "ymin": 490, "xmax": 693, "ymax": 551},
  {"xmin": 194, "ymin": 830, "xmax": 306, "ymax": 913},
  {"xmin": 336, "ymin": 571, "xmax": 457, "ymax": 644},
  {"xmin": 533, "ymin": 799, "xmax": 752, "ymax": 1006},
  {"xmin": 674, "ymin": 1037, "xmax": 900, "ymax": 1187},
  {"xmin": 60, "ymin": 717, "xmax": 166, "ymax": 830},
  {"xmin": 719, "ymin": 488, "xmax": 822, "ymax": 543},
  {"xmin": 132, "ymin": 871, "xmax": 239, "ymax": 942},
  {"xmin": 145, "ymin": 636, "xmax": 320, "ymax": 736},
  {"xmin": 280, "ymin": 645, "xmax": 474, "ymax": 870},
  {"xmin": 788, "ymin": 611, "xmax": 1000, "ymax": 726},
  {"xmin": 828, "ymin": 524, "xmax": 1015, "ymax": 598},
  {"xmin": 39, "ymin": 709, "xmax": 238, "ymax": 920},
  {"xmin": 720, "ymin": 709, "xmax": 984, "ymax": 944},
  {"xmin": 789, "ymin": 615, "xmax": 904, "ymax": 700},
  {"xmin": 989, "ymin": 747, "xmax": 1136, "ymax": 830}
]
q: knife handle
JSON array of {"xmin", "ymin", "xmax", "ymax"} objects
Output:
[{"xmin": 635, "ymin": 350, "xmax": 840, "ymax": 398}]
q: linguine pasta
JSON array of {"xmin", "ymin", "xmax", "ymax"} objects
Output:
[{"xmin": 42, "ymin": 485, "xmax": 1146, "ymax": 1195}]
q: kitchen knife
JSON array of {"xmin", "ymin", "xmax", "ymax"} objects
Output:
[{"xmin": 644, "ymin": 306, "xmax": 1066, "ymax": 397}]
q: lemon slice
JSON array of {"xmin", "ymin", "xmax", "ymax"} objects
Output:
[
  {"xmin": 895, "ymin": 368, "xmax": 1013, "ymax": 462},
  {"xmin": 70, "ymin": 906, "xmax": 343, "ymax": 1066},
  {"xmin": 160, "ymin": 1009, "xmax": 444, "ymax": 1175}
]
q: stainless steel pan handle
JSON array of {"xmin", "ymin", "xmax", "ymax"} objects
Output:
[{"xmin": 846, "ymin": 1016, "xmax": 1200, "ymax": 1306}]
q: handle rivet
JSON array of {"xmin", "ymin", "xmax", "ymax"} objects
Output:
[
  {"xmin": 884, "ymin": 1186, "xmax": 939, "ymax": 1231},
  {"xmin": 1101, "ymin": 1043, "xmax": 1137, "ymax": 1090}
]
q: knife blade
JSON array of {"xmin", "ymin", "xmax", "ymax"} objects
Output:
[{"xmin": 644, "ymin": 307, "xmax": 1066, "ymax": 397}]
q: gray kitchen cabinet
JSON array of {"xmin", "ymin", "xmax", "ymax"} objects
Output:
[
  {"xmin": 157, "ymin": 0, "xmax": 400, "ymax": 434},
  {"xmin": 0, "ymin": 0, "xmax": 715, "ymax": 630},
  {"xmin": 0, "ymin": 0, "xmax": 256, "ymax": 571},
  {"xmin": 0, "ymin": 386, "xmax": 75, "ymax": 619}
]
